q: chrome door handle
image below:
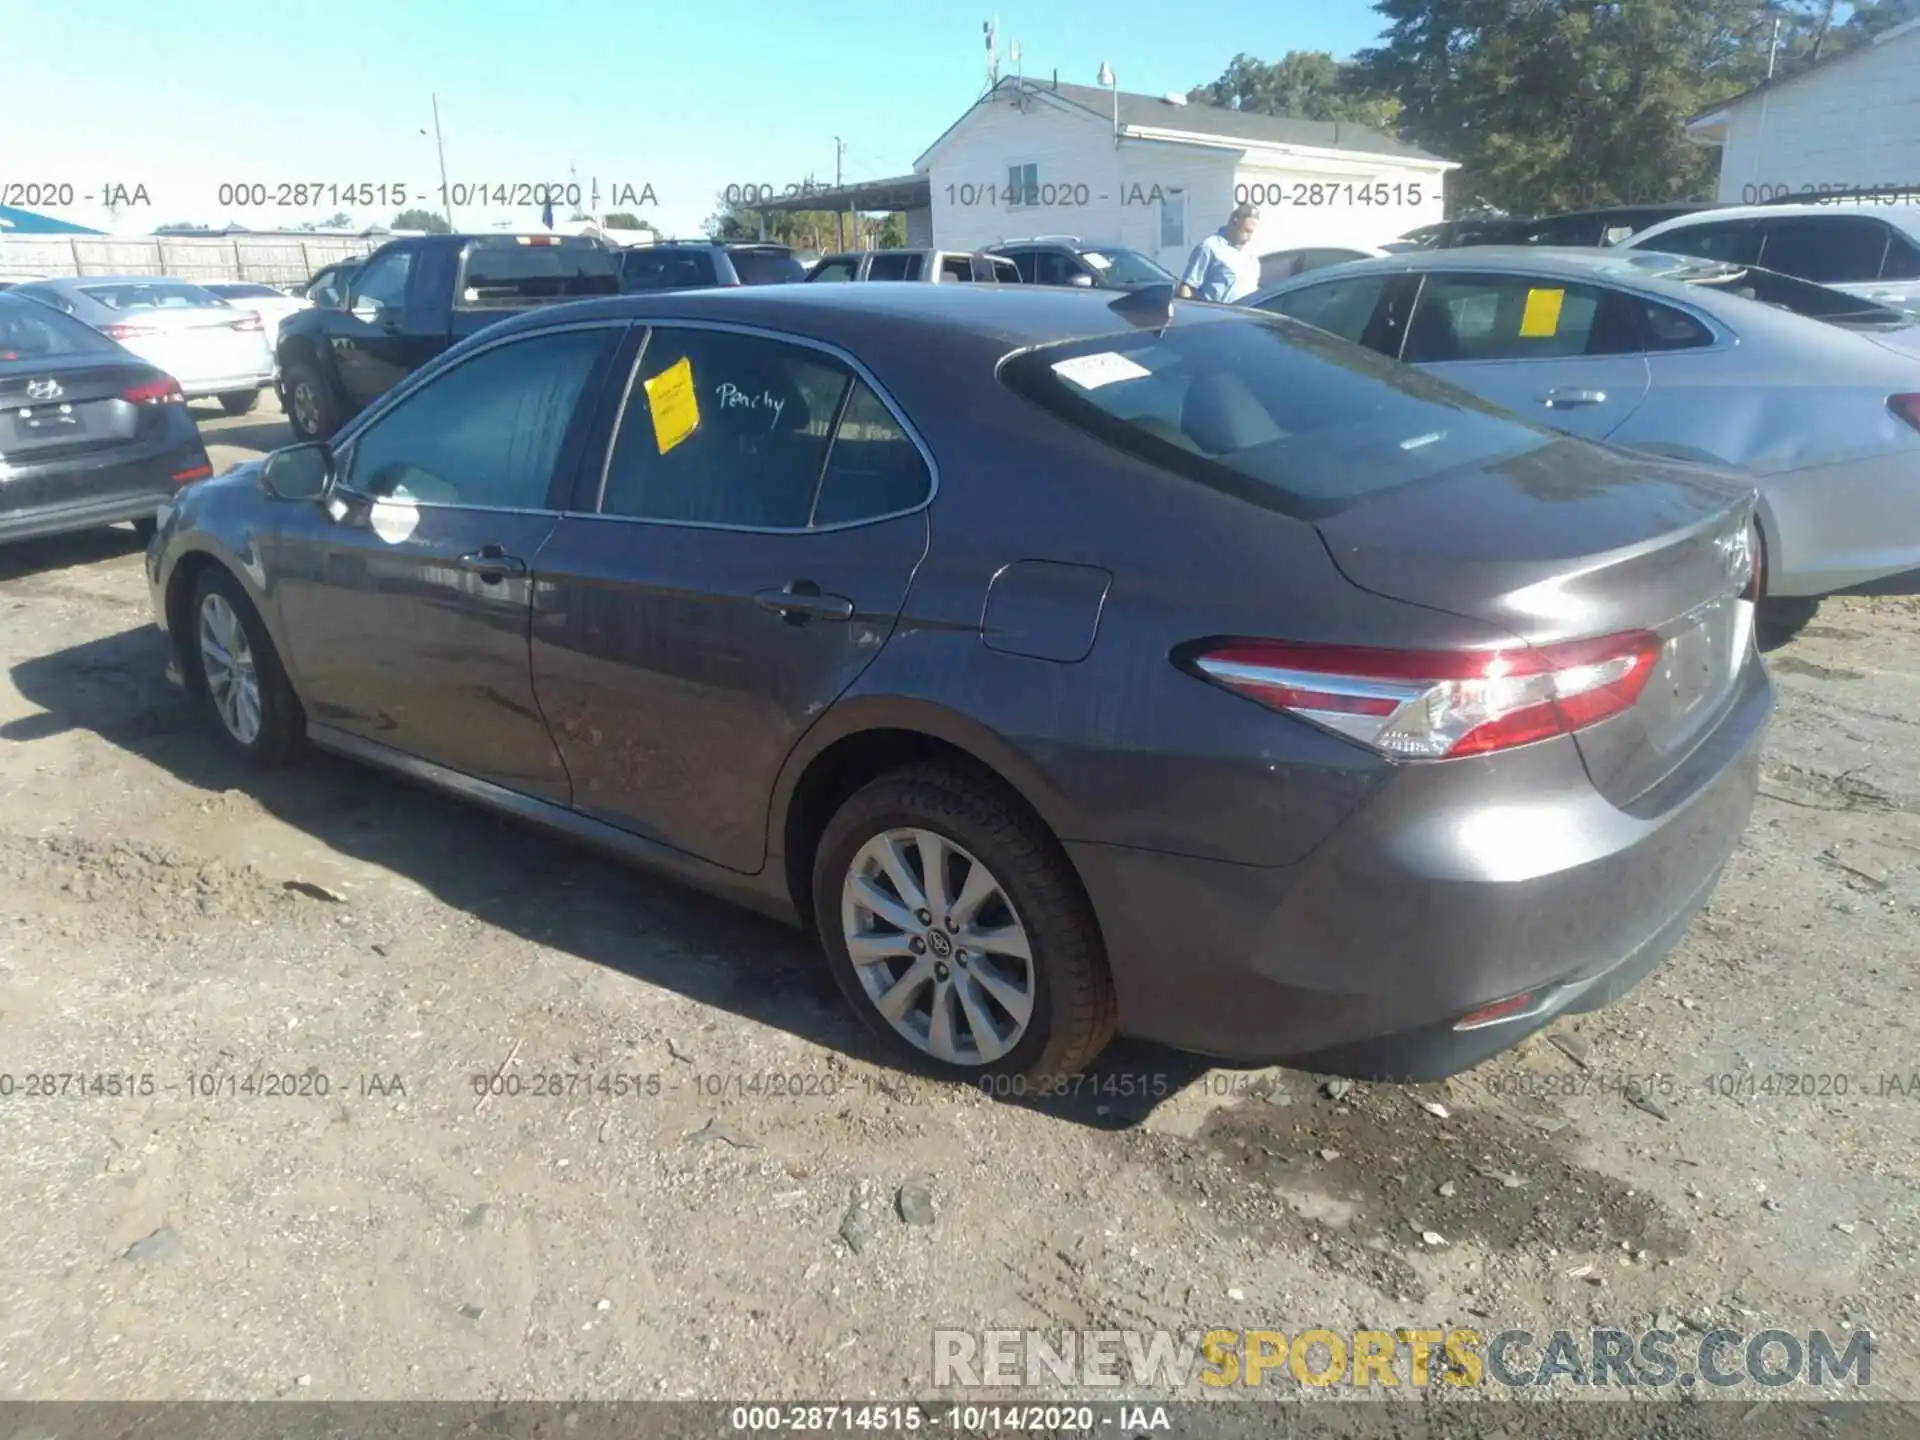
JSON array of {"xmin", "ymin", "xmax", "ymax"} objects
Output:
[
  {"xmin": 754, "ymin": 580, "xmax": 855, "ymax": 624},
  {"xmin": 457, "ymin": 547, "xmax": 526, "ymax": 583},
  {"xmin": 1543, "ymin": 387, "xmax": 1607, "ymax": 407}
]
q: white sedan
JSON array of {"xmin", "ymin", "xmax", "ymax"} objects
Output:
[
  {"xmin": 202, "ymin": 281, "xmax": 311, "ymax": 351},
  {"xmin": 9, "ymin": 275, "xmax": 275, "ymax": 415}
]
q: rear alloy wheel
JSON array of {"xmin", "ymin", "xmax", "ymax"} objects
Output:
[
  {"xmin": 219, "ymin": 389, "xmax": 260, "ymax": 416},
  {"xmin": 190, "ymin": 567, "xmax": 302, "ymax": 763},
  {"xmin": 282, "ymin": 357, "xmax": 339, "ymax": 442},
  {"xmin": 813, "ymin": 764, "xmax": 1115, "ymax": 1080}
]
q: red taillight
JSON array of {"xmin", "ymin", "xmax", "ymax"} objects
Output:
[
  {"xmin": 1454, "ymin": 992, "xmax": 1537, "ymax": 1030},
  {"xmin": 1890, "ymin": 394, "xmax": 1920, "ymax": 432},
  {"xmin": 516, "ymin": 235, "xmax": 558, "ymax": 246},
  {"xmin": 122, "ymin": 376, "xmax": 184, "ymax": 405},
  {"xmin": 229, "ymin": 312, "xmax": 264, "ymax": 332},
  {"xmin": 169, "ymin": 462, "xmax": 214, "ymax": 490},
  {"xmin": 1188, "ymin": 631, "xmax": 1663, "ymax": 760},
  {"xmin": 102, "ymin": 322, "xmax": 161, "ymax": 341}
]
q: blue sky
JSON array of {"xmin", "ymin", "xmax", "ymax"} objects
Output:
[{"xmin": 3, "ymin": 0, "xmax": 1390, "ymax": 238}]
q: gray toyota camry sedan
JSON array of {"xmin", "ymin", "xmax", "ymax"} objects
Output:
[{"xmin": 146, "ymin": 283, "xmax": 1771, "ymax": 1083}]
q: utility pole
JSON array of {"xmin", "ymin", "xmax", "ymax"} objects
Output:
[
  {"xmin": 834, "ymin": 137, "xmax": 846, "ymax": 251},
  {"xmin": 431, "ymin": 93, "xmax": 453, "ymax": 229}
]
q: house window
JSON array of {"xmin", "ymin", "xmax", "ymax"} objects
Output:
[
  {"xmin": 1007, "ymin": 162, "xmax": 1039, "ymax": 208},
  {"xmin": 1159, "ymin": 189, "xmax": 1186, "ymax": 249}
]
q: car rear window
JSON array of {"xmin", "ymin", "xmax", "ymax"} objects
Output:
[
  {"xmin": 459, "ymin": 240, "xmax": 621, "ymax": 307},
  {"xmin": 728, "ymin": 249, "xmax": 805, "ymax": 285},
  {"xmin": 0, "ymin": 293, "xmax": 117, "ymax": 358},
  {"xmin": 79, "ymin": 281, "xmax": 224, "ymax": 311},
  {"xmin": 210, "ymin": 283, "xmax": 285, "ymax": 299},
  {"xmin": 1000, "ymin": 314, "xmax": 1553, "ymax": 522},
  {"xmin": 621, "ymin": 249, "xmax": 721, "ymax": 290}
]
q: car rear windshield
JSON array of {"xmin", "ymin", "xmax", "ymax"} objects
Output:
[
  {"xmin": 1079, "ymin": 248, "xmax": 1172, "ymax": 285},
  {"xmin": 458, "ymin": 240, "xmax": 621, "ymax": 307},
  {"xmin": 0, "ymin": 293, "xmax": 117, "ymax": 358},
  {"xmin": 210, "ymin": 283, "xmax": 285, "ymax": 299},
  {"xmin": 79, "ymin": 281, "xmax": 225, "ymax": 311},
  {"xmin": 621, "ymin": 249, "xmax": 721, "ymax": 290},
  {"xmin": 728, "ymin": 249, "xmax": 806, "ymax": 285},
  {"xmin": 1000, "ymin": 313, "xmax": 1553, "ymax": 522}
]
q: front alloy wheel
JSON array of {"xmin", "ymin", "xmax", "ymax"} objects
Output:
[
  {"xmin": 841, "ymin": 828, "xmax": 1036, "ymax": 1066},
  {"xmin": 198, "ymin": 590, "xmax": 262, "ymax": 746}
]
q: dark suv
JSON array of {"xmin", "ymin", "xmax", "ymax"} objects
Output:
[
  {"xmin": 986, "ymin": 237, "xmax": 1173, "ymax": 290},
  {"xmin": 618, "ymin": 242, "xmax": 806, "ymax": 292}
]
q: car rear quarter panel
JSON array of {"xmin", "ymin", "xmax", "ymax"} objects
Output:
[{"xmin": 805, "ymin": 352, "xmax": 1525, "ymax": 871}]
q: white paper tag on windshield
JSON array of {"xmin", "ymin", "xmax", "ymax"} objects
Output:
[{"xmin": 1050, "ymin": 351, "xmax": 1151, "ymax": 389}]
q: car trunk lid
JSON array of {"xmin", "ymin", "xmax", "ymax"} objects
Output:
[
  {"xmin": 1315, "ymin": 438, "xmax": 1758, "ymax": 805},
  {"xmin": 0, "ymin": 357, "xmax": 150, "ymax": 465}
]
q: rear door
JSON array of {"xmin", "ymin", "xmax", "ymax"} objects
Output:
[
  {"xmin": 530, "ymin": 324, "xmax": 932, "ymax": 872},
  {"xmin": 1395, "ymin": 271, "xmax": 1652, "ymax": 441},
  {"xmin": 1631, "ymin": 217, "xmax": 1764, "ymax": 265}
]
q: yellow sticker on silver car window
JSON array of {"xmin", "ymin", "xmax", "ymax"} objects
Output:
[
  {"xmin": 1519, "ymin": 288, "xmax": 1565, "ymax": 338},
  {"xmin": 645, "ymin": 356, "xmax": 700, "ymax": 454}
]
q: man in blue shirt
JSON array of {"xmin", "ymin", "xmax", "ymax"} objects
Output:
[{"xmin": 1177, "ymin": 202, "xmax": 1263, "ymax": 303}]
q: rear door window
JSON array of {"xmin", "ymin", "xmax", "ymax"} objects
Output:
[
  {"xmin": 1253, "ymin": 274, "xmax": 1391, "ymax": 346},
  {"xmin": 997, "ymin": 249, "xmax": 1040, "ymax": 284},
  {"xmin": 1640, "ymin": 219, "xmax": 1762, "ymax": 265},
  {"xmin": 1032, "ymin": 251, "xmax": 1082, "ymax": 285},
  {"xmin": 728, "ymin": 250, "xmax": 805, "ymax": 285},
  {"xmin": 808, "ymin": 258, "xmax": 859, "ymax": 283},
  {"xmin": 941, "ymin": 255, "xmax": 975, "ymax": 282},
  {"xmin": 866, "ymin": 254, "xmax": 919, "ymax": 282},
  {"xmin": 1400, "ymin": 273, "xmax": 1642, "ymax": 361},
  {"xmin": 600, "ymin": 329, "xmax": 850, "ymax": 529},
  {"xmin": 1001, "ymin": 317, "xmax": 1551, "ymax": 521},
  {"xmin": 1758, "ymin": 216, "xmax": 1892, "ymax": 284},
  {"xmin": 1882, "ymin": 230, "xmax": 1920, "ymax": 281}
]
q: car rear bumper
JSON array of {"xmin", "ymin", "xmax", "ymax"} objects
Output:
[
  {"xmin": 0, "ymin": 444, "xmax": 200, "ymax": 544},
  {"xmin": 178, "ymin": 371, "xmax": 274, "ymax": 398},
  {"xmin": 1068, "ymin": 655, "xmax": 1770, "ymax": 1079}
]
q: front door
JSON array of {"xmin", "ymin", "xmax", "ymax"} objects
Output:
[
  {"xmin": 531, "ymin": 324, "xmax": 933, "ymax": 872},
  {"xmin": 1397, "ymin": 272, "xmax": 1652, "ymax": 442},
  {"xmin": 332, "ymin": 245, "xmax": 422, "ymax": 409},
  {"xmin": 269, "ymin": 321, "xmax": 625, "ymax": 802}
]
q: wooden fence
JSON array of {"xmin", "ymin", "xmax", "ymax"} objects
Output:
[{"xmin": 0, "ymin": 234, "xmax": 376, "ymax": 284}]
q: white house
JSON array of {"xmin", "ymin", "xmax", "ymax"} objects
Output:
[
  {"xmin": 1686, "ymin": 17, "xmax": 1920, "ymax": 203},
  {"xmin": 916, "ymin": 76, "xmax": 1455, "ymax": 270}
]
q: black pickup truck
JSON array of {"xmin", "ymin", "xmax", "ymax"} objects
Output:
[{"xmin": 275, "ymin": 232, "xmax": 620, "ymax": 441}]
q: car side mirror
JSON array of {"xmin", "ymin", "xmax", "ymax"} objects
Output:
[
  {"xmin": 349, "ymin": 295, "xmax": 382, "ymax": 321},
  {"xmin": 261, "ymin": 442, "xmax": 334, "ymax": 502},
  {"xmin": 1068, "ymin": 273, "xmax": 1095, "ymax": 287}
]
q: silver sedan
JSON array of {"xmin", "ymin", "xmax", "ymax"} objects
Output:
[
  {"xmin": 1247, "ymin": 248, "xmax": 1920, "ymax": 600},
  {"xmin": 9, "ymin": 275, "xmax": 275, "ymax": 416}
]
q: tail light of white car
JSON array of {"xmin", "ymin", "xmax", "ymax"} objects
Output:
[
  {"xmin": 1890, "ymin": 394, "xmax": 1920, "ymax": 432},
  {"xmin": 1187, "ymin": 631, "xmax": 1666, "ymax": 759},
  {"xmin": 102, "ymin": 322, "xmax": 162, "ymax": 342},
  {"xmin": 228, "ymin": 313, "xmax": 264, "ymax": 333}
]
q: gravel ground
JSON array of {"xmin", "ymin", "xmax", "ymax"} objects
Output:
[{"xmin": 0, "ymin": 395, "xmax": 1915, "ymax": 1408}]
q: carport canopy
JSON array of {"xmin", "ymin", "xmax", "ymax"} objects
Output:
[{"xmin": 748, "ymin": 175, "xmax": 930, "ymax": 214}]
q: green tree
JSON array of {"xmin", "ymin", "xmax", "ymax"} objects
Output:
[
  {"xmin": 393, "ymin": 208, "xmax": 452, "ymax": 234},
  {"xmin": 703, "ymin": 193, "xmax": 870, "ymax": 251},
  {"xmin": 1188, "ymin": 50, "xmax": 1400, "ymax": 129},
  {"xmin": 1840, "ymin": 0, "xmax": 1919, "ymax": 40},
  {"xmin": 602, "ymin": 211, "xmax": 648, "ymax": 230},
  {"xmin": 321, "ymin": 211, "xmax": 355, "ymax": 230},
  {"xmin": 1355, "ymin": 0, "xmax": 1782, "ymax": 215}
]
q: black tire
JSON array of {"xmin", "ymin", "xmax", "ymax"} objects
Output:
[
  {"xmin": 281, "ymin": 355, "xmax": 340, "ymax": 442},
  {"xmin": 129, "ymin": 516, "xmax": 157, "ymax": 543},
  {"xmin": 812, "ymin": 762, "xmax": 1116, "ymax": 1081},
  {"xmin": 219, "ymin": 389, "xmax": 260, "ymax": 416},
  {"xmin": 1747, "ymin": 520, "xmax": 1820, "ymax": 650},
  {"xmin": 187, "ymin": 566, "xmax": 304, "ymax": 764}
]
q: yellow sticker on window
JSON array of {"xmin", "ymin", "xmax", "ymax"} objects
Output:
[
  {"xmin": 1519, "ymin": 288, "xmax": 1565, "ymax": 338},
  {"xmin": 644, "ymin": 356, "xmax": 699, "ymax": 454}
]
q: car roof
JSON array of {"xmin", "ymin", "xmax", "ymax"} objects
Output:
[
  {"xmin": 476, "ymin": 279, "xmax": 1243, "ymax": 354},
  {"xmin": 1629, "ymin": 202, "xmax": 1920, "ymax": 237}
]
